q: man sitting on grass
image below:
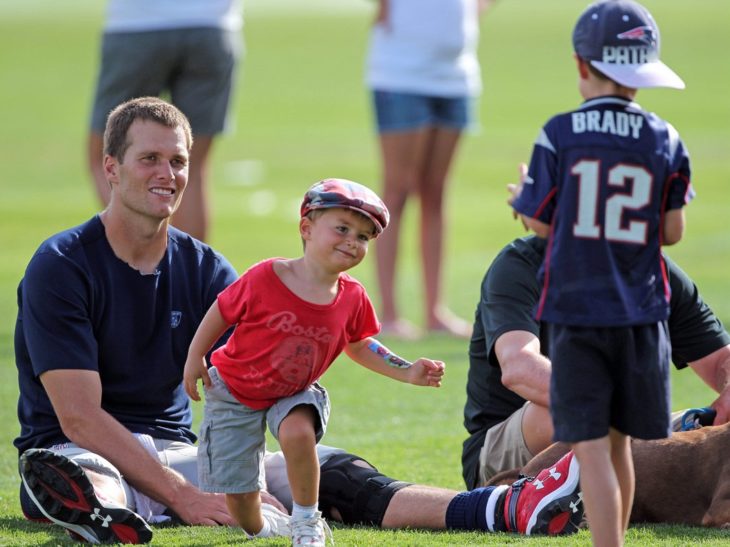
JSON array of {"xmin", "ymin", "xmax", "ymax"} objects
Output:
[{"xmin": 15, "ymin": 97, "xmax": 582, "ymax": 544}]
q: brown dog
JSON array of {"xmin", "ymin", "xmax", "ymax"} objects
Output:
[{"xmin": 485, "ymin": 423, "xmax": 730, "ymax": 528}]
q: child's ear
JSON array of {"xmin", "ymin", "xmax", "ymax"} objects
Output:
[
  {"xmin": 300, "ymin": 217, "xmax": 312, "ymax": 240},
  {"xmin": 575, "ymin": 54, "xmax": 590, "ymax": 80}
]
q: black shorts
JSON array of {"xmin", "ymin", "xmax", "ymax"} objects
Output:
[{"xmin": 548, "ymin": 322, "xmax": 671, "ymax": 443}]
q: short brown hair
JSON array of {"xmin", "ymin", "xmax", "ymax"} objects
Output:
[{"xmin": 103, "ymin": 97, "xmax": 193, "ymax": 162}]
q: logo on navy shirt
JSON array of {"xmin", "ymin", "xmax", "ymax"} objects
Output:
[{"xmin": 171, "ymin": 311, "xmax": 182, "ymax": 328}]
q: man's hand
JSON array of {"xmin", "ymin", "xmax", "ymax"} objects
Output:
[
  {"xmin": 407, "ymin": 359, "xmax": 445, "ymax": 387},
  {"xmin": 169, "ymin": 485, "xmax": 238, "ymax": 526}
]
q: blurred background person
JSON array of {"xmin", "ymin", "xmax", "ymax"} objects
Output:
[
  {"xmin": 87, "ymin": 0, "xmax": 244, "ymax": 241},
  {"xmin": 366, "ymin": 0, "xmax": 493, "ymax": 339}
]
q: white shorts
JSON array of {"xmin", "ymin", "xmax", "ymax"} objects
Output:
[
  {"xmin": 49, "ymin": 439, "xmax": 343, "ymax": 522},
  {"xmin": 49, "ymin": 435, "xmax": 196, "ymax": 524}
]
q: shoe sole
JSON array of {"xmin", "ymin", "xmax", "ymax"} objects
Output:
[
  {"xmin": 19, "ymin": 449, "xmax": 153, "ymax": 544},
  {"xmin": 526, "ymin": 455, "xmax": 583, "ymax": 535}
]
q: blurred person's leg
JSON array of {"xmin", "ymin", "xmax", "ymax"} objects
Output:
[
  {"xmin": 170, "ymin": 28, "xmax": 240, "ymax": 241},
  {"xmin": 376, "ymin": 127, "xmax": 431, "ymax": 338},
  {"xmin": 87, "ymin": 30, "xmax": 175, "ymax": 205},
  {"xmin": 88, "ymin": 132, "xmax": 110, "ymax": 205},
  {"xmin": 417, "ymin": 125, "xmax": 470, "ymax": 337},
  {"xmin": 171, "ymin": 134, "xmax": 213, "ymax": 240}
]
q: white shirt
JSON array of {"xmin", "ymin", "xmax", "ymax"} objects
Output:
[
  {"xmin": 366, "ymin": 0, "xmax": 481, "ymax": 97},
  {"xmin": 104, "ymin": 0, "xmax": 243, "ymax": 33}
]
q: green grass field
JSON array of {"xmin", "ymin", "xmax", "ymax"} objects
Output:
[{"xmin": 1, "ymin": 1, "xmax": 728, "ymax": 544}]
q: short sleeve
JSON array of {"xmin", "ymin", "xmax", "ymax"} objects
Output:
[
  {"xmin": 347, "ymin": 285, "xmax": 380, "ymax": 343},
  {"xmin": 513, "ymin": 123, "xmax": 560, "ymax": 224},
  {"xmin": 479, "ymin": 245, "xmax": 542, "ymax": 366},
  {"xmin": 216, "ymin": 273, "xmax": 248, "ymax": 325},
  {"xmin": 665, "ymin": 256, "xmax": 730, "ymax": 367},
  {"xmin": 21, "ymin": 252, "xmax": 99, "ymax": 376}
]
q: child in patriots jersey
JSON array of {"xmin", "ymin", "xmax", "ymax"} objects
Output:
[
  {"xmin": 183, "ymin": 178, "xmax": 444, "ymax": 545},
  {"xmin": 510, "ymin": 1, "xmax": 692, "ymax": 545}
]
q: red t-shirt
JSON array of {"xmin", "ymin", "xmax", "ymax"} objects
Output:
[{"xmin": 212, "ymin": 258, "xmax": 380, "ymax": 409}]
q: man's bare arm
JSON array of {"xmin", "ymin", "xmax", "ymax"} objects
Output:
[
  {"xmin": 41, "ymin": 369, "xmax": 236, "ymax": 526},
  {"xmin": 688, "ymin": 344, "xmax": 730, "ymax": 424}
]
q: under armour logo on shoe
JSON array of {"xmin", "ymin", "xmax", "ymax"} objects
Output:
[
  {"xmin": 533, "ymin": 466, "xmax": 562, "ymax": 490},
  {"xmin": 90, "ymin": 509, "xmax": 112, "ymax": 528},
  {"xmin": 569, "ymin": 492, "xmax": 584, "ymax": 513}
]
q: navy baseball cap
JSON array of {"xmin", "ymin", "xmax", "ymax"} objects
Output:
[
  {"xmin": 300, "ymin": 178, "xmax": 390, "ymax": 236},
  {"xmin": 573, "ymin": 0, "xmax": 685, "ymax": 89}
]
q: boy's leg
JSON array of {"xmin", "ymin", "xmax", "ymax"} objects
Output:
[
  {"xmin": 198, "ymin": 366, "xmax": 287, "ymax": 536},
  {"xmin": 267, "ymin": 384, "xmax": 330, "ymax": 509},
  {"xmin": 573, "ymin": 437, "xmax": 622, "ymax": 547},
  {"xmin": 226, "ymin": 491, "xmax": 264, "ymax": 536},
  {"xmin": 278, "ymin": 405, "xmax": 320, "ymax": 507},
  {"xmin": 269, "ymin": 386, "xmax": 331, "ymax": 545},
  {"xmin": 609, "ymin": 429, "xmax": 634, "ymax": 536}
]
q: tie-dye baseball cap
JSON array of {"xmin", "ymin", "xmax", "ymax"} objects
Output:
[{"xmin": 300, "ymin": 178, "xmax": 390, "ymax": 236}]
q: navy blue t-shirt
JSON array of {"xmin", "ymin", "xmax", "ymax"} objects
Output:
[
  {"xmin": 513, "ymin": 96, "xmax": 694, "ymax": 326},
  {"xmin": 14, "ymin": 216, "xmax": 238, "ymax": 453}
]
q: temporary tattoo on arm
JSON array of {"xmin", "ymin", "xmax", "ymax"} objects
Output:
[{"xmin": 368, "ymin": 340, "xmax": 412, "ymax": 369}]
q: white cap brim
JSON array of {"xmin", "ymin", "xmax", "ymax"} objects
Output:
[{"xmin": 591, "ymin": 60, "xmax": 685, "ymax": 90}]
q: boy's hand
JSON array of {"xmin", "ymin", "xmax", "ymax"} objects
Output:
[
  {"xmin": 508, "ymin": 163, "xmax": 530, "ymax": 230},
  {"xmin": 408, "ymin": 359, "xmax": 445, "ymax": 387},
  {"xmin": 183, "ymin": 357, "xmax": 211, "ymax": 401}
]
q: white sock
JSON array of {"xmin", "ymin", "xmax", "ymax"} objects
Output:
[
  {"xmin": 253, "ymin": 518, "xmax": 272, "ymax": 538},
  {"xmin": 292, "ymin": 502, "xmax": 318, "ymax": 520}
]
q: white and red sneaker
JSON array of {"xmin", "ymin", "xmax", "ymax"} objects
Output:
[
  {"xmin": 19, "ymin": 449, "xmax": 153, "ymax": 544},
  {"xmin": 502, "ymin": 451, "xmax": 583, "ymax": 535}
]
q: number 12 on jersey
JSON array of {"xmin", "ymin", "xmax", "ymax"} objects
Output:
[{"xmin": 572, "ymin": 159, "xmax": 652, "ymax": 245}]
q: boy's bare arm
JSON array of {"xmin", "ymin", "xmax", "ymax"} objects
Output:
[
  {"xmin": 662, "ymin": 208, "xmax": 685, "ymax": 246},
  {"xmin": 183, "ymin": 302, "xmax": 230, "ymax": 401},
  {"xmin": 344, "ymin": 338, "xmax": 444, "ymax": 387}
]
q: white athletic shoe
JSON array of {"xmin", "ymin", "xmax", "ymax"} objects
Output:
[
  {"xmin": 291, "ymin": 511, "xmax": 333, "ymax": 546},
  {"xmin": 261, "ymin": 503, "xmax": 291, "ymax": 537}
]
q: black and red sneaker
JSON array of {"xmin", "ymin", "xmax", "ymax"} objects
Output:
[
  {"xmin": 503, "ymin": 450, "xmax": 583, "ymax": 535},
  {"xmin": 19, "ymin": 449, "xmax": 153, "ymax": 544}
]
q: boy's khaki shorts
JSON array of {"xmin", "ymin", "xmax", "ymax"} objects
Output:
[{"xmin": 198, "ymin": 366, "xmax": 330, "ymax": 494}]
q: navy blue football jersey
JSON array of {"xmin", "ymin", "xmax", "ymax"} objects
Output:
[{"xmin": 513, "ymin": 96, "xmax": 693, "ymax": 326}]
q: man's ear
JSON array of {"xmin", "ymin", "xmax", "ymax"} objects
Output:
[
  {"xmin": 575, "ymin": 54, "xmax": 590, "ymax": 80},
  {"xmin": 103, "ymin": 155, "xmax": 119, "ymax": 185}
]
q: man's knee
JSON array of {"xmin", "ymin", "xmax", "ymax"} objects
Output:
[{"xmin": 318, "ymin": 452, "xmax": 412, "ymax": 526}]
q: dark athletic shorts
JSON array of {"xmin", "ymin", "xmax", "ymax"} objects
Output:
[{"xmin": 548, "ymin": 321, "xmax": 672, "ymax": 443}]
